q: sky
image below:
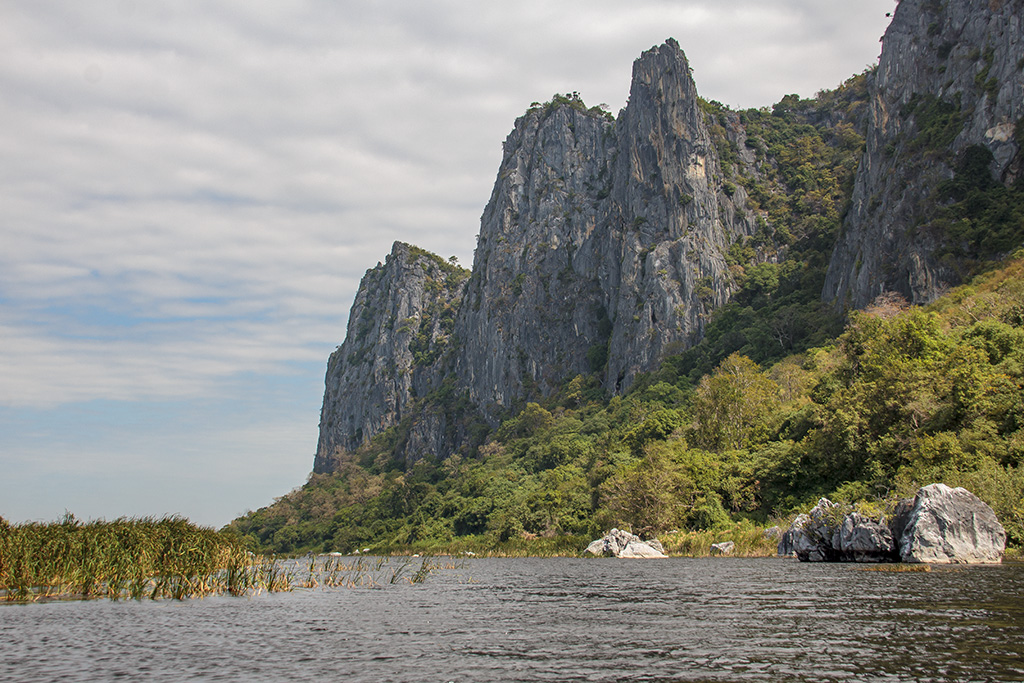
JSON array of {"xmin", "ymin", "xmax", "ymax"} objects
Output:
[{"xmin": 0, "ymin": 0, "xmax": 895, "ymax": 528}]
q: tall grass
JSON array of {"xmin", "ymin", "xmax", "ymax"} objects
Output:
[
  {"xmin": 658, "ymin": 522, "xmax": 779, "ymax": 557},
  {"xmin": 292, "ymin": 554, "xmax": 459, "ymax": 588},
  {"xmin": 0, "ymin": 514, "xmax": 289, "ymax": 602},
  {"xmin": 0, "ymin": 514, "xmax": 465, "ymax": 602}
]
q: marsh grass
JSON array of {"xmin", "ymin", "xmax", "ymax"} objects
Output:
[
  {"xmin": 658, "ymin": 523, "xmax": 779, "ymax": 557},
  {"xmin": 291, "ymin": 554, "xmax": 461, "ymax": 589},
  {"xmin": 0, "ymin": 514, "xmax": 292, "ymax": 602}
]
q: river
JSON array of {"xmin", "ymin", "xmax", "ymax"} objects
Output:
[{"xmin": 2, "ymin": 557, "xmax": 1022, "ymax": 682}]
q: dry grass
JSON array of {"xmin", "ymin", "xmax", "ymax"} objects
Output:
[{"xmin": 858, "ymin": 564, "xmax": 933, "ymax": 572}]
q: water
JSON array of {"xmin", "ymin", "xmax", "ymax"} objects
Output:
[{"xmin": 2, "ymin": 557, "xmax": 1022, "ymax": 682}]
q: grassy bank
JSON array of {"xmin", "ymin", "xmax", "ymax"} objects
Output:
[
  {"xmin": 332, "ymin": 524, "xmax": 780, "ymax": 558},
  {"xmin": 659, "ymin": 523, "xmax": 780, "ymax": 557},
  {"xmin": 0, "ymin": 514, "xmax": 289, "ymax": 602}
]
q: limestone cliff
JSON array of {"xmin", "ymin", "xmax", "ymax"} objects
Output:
[
  {"xmin": 316, "ymin": 7, "xmax": 1024, "ymax": 471},
  {"xmin": 317, "ymin": 40, "xmax": 758, "ymax": 465},
  {"xmin": 314, "ymin": 242, "xmax": 468, "ymax": 473},
  {"xmin": 454, "ymin": 39, "xmax": 753, "ymax": 417},
  {"xmin": 824, "ymin": 0, "xmax": 1024, "ymax": 308}
]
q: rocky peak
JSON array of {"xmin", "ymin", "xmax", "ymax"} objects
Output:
[
  {"xmin": 451, "ymin": 39, "xmax": 742, "ymax": 415},
  {"xmin": 601, "ymin": 39, "xmax": 740, "ymax": 391},
  {"xmin": 452, "ymin": 94, "xmax": 616, "ymax": 416},
  {"xmin": 824, "ymin": 0, "xmax": 1024, "ymax": 308},
  {"xmin": 314, "ymin": 241, "xmax": 468, "ymax": 473}
]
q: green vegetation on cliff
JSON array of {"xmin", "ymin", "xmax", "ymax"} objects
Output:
[
  {"xmin": 231, "ymin": 77, "xmax": 1023, "ymax": 558},
  {"xmin": 231, "ymin": 255, "xmax": 1024, "ymax": 555},
  {"xmin": 677, "ymin": 77, "xmax": 869, "ymax": 381}
]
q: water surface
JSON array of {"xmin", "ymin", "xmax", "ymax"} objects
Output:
[{"xmin": 2, "ymin": 557, "xmax": 1022, "ymax": 682}]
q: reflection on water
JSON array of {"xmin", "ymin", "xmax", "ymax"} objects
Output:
[{"xmin": 1, "ymin": 558, "xmax": 1022, "ymax": 682}]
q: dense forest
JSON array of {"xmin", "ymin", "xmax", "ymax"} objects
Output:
[{"xmin": 230, "ymin": 82, "xmax": 1024, "ymax": 556}]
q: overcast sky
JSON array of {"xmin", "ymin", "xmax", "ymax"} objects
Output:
[{"xmin": 0, "ymin": 0, "xmax": 894, "ymax": 528}]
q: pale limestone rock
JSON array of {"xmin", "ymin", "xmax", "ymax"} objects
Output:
[
  {"xmin": 899, "ymin": 484, "xmax": 1006, "ymax": 564},
  {"xmin": 838, "ymin": 512, "xmax": 895, "ymax": 563},
  {"xmin": 824, "ymin": 0, "xmax": 1024, "ymax": 309},
  {"xmin": 586, "ymin": 529, "xmax": 667, "ymax": 558}
]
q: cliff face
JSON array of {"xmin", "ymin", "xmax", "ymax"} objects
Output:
[
  {"xmin": 600, "ymin": 41, "xmax": 754, "ymax": 392},
  {"xmin": 314, "ymin": 242, "xmax": 468, "ymax": 473},
  {"xmin": 317, "ymin": 40, "xmax": 757, "ymax": 464},
  {"xmin": 317, "ymin": 5, "xmax": 1023, "ymax": 471},
  {"xmin": 824, "ymin": 0, "xmax": 1024, "ymax": 308},
  {"xmin": 454, "ymin": 39, "xmax": 754, "ymax": 416}
]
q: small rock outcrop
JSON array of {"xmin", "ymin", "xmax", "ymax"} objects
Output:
[
  {"xmin": 586, "ymin": 529, "xmax": 667, "ymax": 558},
  {"xmin": 780, "ymin": 484, "xmax": 1005, "ymax": 564},
  {"xmin": 776, "ymin": 526, "xmax": 797, "ymax": 557},
  {"xmin": 789, "ymin": 499, "xmax": 844, "ymax": 562},
  {"xmin": 710, "ymin": 541, "xmax": 735, "ymax": 556},
  {"xmin": 899, "ymin": 483, "xmax": 1006, "ymax": 564},
  {"xmin": 837, "ymin": 512, "xmax": 895, "ymax": 563}
]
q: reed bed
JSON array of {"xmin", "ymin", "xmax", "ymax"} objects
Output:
[
  {"xmin": 0, "ymin": 514, "xmax": 464, "ymax": 602},
  {"xmin": 0, "ymin": 514, "xmax": 290, "ymax": 602}
]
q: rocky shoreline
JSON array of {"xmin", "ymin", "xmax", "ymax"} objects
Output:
[
  {"xmin": 585, "ymin": 484, "xmax": 1007, "ymax": 563},
  {"xmin": 778, "ymin": 484, "xmax": 1006, "ymax": 564}
]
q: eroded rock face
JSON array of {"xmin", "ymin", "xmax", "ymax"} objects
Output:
[
  {"xmin": 314, "ymin": 242, "xmax": 468, "ymax": 472},
  {"xmin": 824, "ymin": 0, "xmax": 1024, "ymax": 308},
  {"xmin": 791, "ymin": 499, "xmax": 843, "ymax": 562},
  {"xmin": 782, "ymin": 484, "xmax": 1005, "ymax": 564},
  {"xmin": 776, "ymin": 525, "xmax": 798, "ymax": 557},
  {"xmin": 838, "ymin": 512, "xmax": 896, "ymax": 563},
  {"xmin": 899, "ymin": 483, "xmax": 1006, "ymax": 564},
  {"xmin": 316, "ymin": 40, "xmax": 759, "ymax": 468},
  {"xmin": 454, "ymin": 38, "xmax": 744, "ymax": 417},
  {"xmin": 316, "ymin": 0, "xmax": 1021, "ymax": 473},
  {"xmin": 586, "ymin": 529, "xmax": 667, "ymax": 558}
]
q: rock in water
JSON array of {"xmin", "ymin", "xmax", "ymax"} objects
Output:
[
  {"xmin": 898, "ymin": 484, "xmax": 1006, "ymax": 564},
  {"xmin": 791, "ymin": 499, "xmax": 843, "ymax": 562},
  {"xmin": 781, "ymin": 484, "xmax": 1005, "ymax": 564},
  {"xmin": 710, "ymin": 541, "xmax": 734, "ymax": 555},
  {"xmin": 776, "ymin": 528, "xmax": 796, "ymax": 557},
  {"xmin": 586, "ymin": 529, "xmax": 667, "ymax": 558},
  {"xmin": 784, "ymin": 501, "xmax": 895, "ymax": 562},
  {"xmin": 838, "ymin": 512, "xmax": 895, "ymax": 563}
]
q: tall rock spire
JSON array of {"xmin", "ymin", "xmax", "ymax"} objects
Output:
[{"xmin": 316, "ymin": 40, "xmax": 761, "ymax": 468}]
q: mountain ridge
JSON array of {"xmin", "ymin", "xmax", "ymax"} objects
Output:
[
  {"xmin": 231, "ymin": 0, "xmax": 1024, "ymax": 556},
  {"xmin": 315, "ymin": 0, "xmax": 1022, "ymax": 476}
]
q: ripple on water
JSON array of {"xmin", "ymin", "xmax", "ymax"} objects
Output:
[{"xmin": 1, "ymin": 558, "xmax": 1022, "ymax": 682}]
